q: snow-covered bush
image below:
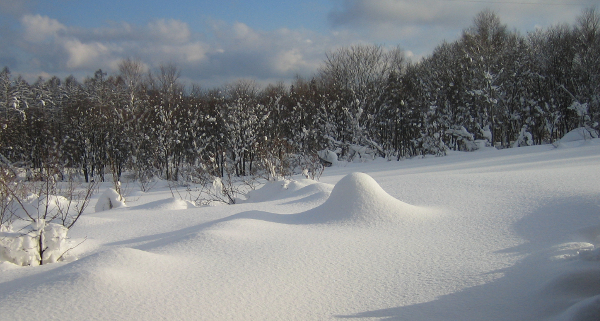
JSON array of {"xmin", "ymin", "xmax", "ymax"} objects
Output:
[
  {"xmin": 296, "ymin": 153, "xmax": 324, "ymax": 180},
  {"xmin": 95, "ymin": 188, "xmax": 127, "ymax": 212},
  {"xmin": 346, "ymin": 144, "xmax": 377, "ymax": 162},
  {"xmin": 446, "ymin": 126, "xmax": 478, "ymax": 151},
  {"xmin": 317, "ymin": 149, "xmax": 338, "ymax": 166},
  {"xmin": 0, "ymin": 219, "xmax": 68, "ymax": 266},
  {"xmin": 514, "ymin": 126, "xmax": 534, "ymax": 147},
  {"xmin": 204, "ymin": 171, "xmax": 258, "ymax": 205},
  {"xmin": 480, "ymin": 125, "xmax": 493, "ymax": 143},
  {"xmin": 173, "ymin": 158, "xmax": 259, "ymax": 206},
  {"xmin": 255, "ymin": 138, "xmax": 295, "ymax": 181},
  {"xmin": 0, "ymin": 184, "xmax": 17, "ymax": 229},
  {"xmin": 0, "ymin": 169, "xmax": 96, "ymax": 265},
  {"xmin": 418, "ymin": 133, "xmax": 448, "ymax": 156}
]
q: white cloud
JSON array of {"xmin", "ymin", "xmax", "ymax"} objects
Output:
[
  {"xmin": 275, "ymin": 49, "xmax": 308, "ymax": 73},
  {"xmin": 199, "ymin": 20, "xmax": 346, "ymax": 84},
  {"xmin": 63, "ymin": 39, "xmax": 115, "ymax": 69},
  {"xmin": 149, "ymin": 42, "xmax": 209, "ymax": 63},
  {"xmin": 182, "ymin": 42, "xmax": 209, "ymax": 63},
  {"xmin": 148, "ymin": 19, "xmax": 191, "ymax": 44},
  {"xmin": 214, "ymin": 22, "xmax": 262, "ymax": 48},
  {"xmin": 21, "ymin": 14, "xmax": 66, "ymax": 42},
  {"xmin": 232, "ymin": 22, "xmax": 253, "ymax": 39},
  {"xmin": 88, "ymin": 21, "xmax": 136, "ymax": 41}
]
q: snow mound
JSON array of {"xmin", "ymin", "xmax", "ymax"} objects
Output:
[
  {"xmin": 284, "ymin": 179, "xmax": 319, "ymax": 193},
  {"xmin": 309, "ymin": 172, "xmax": 428, "ymax": 226},
  {"xmin": 134, "ymin": 197, "xmax": 195, "ymax": 211},
  {"xmin": 244, "ymin": 179, "xmax": 306, "ymax": 203},
  {"xmin": 560, "ymin": 127, "xmax": 598, "ymax": 143},
  {"xmin": 8, "ymin": 193, "xmax": 71, "ymax": 220},
  {"xmin": 245, "ymin": 179, "xmax": 331, "ymax": 204},
  {"xmin": 282, "ymin": 182, "xmax": 333, "ymax": 206},
  {"xmin": 95, "ymin": 189, "xmax": 126, "ymax": 212},
  {"xmin": 71, "ymin": 247, "xmax": 168, "ymax": 271},
  {"xmin": 288, "ymin": 180, "xmax": 331, "ymax": 196}
]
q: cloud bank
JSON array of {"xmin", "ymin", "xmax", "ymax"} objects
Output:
[
  {"xmin": 328, "ymin": 0, "xmax": 597, "ymax": 59},
  {"xmin": 9, "ymin": 13, "xmax": 352, "ymax": 88}
]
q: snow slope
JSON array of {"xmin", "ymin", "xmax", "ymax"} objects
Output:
[{"xmin": 1, "ymin": 140, "xmax": 600, "ymax": 320}]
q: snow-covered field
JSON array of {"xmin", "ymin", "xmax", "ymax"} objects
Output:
[{"xmin": 1, "ymin": 140, "xmax": 600, "ymax": 320}]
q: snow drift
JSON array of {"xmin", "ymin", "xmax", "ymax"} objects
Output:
[
  {"xmin": 307, "ymin": 172, "xmax": 430, "ymax": 226},
  {"xmin": 132, "ymin": 197, "xmax": 195, "ymax": 211},
  {"xmin": 245, "ymin": 179, "xmax": 332, "ymax": 206}
]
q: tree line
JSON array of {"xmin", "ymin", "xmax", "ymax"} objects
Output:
[{"xmin": 1, "ymin": 8, "xmax": 598, "ymax": 183}]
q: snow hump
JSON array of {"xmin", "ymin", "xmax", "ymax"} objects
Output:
[
  {"xmin": 312, "ymin": 172, "xmax": 427, "ymax": 226},
  {"xmin": 560, "ymin": 127, "xmax": 598, "ymax": 143},
  {"xmin": 133, "ymin": 197, "xmax": 195, "ymax": 211}
]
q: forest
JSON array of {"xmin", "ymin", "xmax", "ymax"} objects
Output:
[{"xmin": 1, "ymin": 9, "xmax": 598, "ymax": 184}]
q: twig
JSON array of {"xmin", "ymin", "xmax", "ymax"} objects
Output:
[{"xmin": 57, "ymin": 236, "xmax": 87, "ymax": 262}]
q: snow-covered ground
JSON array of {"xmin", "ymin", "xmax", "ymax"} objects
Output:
[{"xmin": 1, "ymin": 140, "xmax": 600, "ymax": 320}]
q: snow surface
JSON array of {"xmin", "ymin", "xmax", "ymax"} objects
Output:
[{"xmin": 1, "ymin": 140, "xmax": 600, "ymax": 320}]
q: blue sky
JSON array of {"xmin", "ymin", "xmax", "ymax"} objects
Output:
[
  {"xmin": 0, "ymin": 0, "xmax": 596, "ymax": 88},
  {"xmin": 35, "ymin": 0, "xmax": 330, "ymax": 31}
]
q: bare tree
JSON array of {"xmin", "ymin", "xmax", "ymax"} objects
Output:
[
  {"xmin": 118, "ymin": 58, "xmax": 146, "ymax": 114},
  {"xmin": 576, "ymin": 7, "xmax": 599, "ymax": 46},
  {"xmin": 320, "ymin": 44, "xmax": 403, "ymax": 93},
  {"xmin": 153, "ymin": 63, "xmax": 182, "ymax": 102},
  {"xmin": 318, "ymin": 44, "xmax": 406, "ymax": 158}
]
